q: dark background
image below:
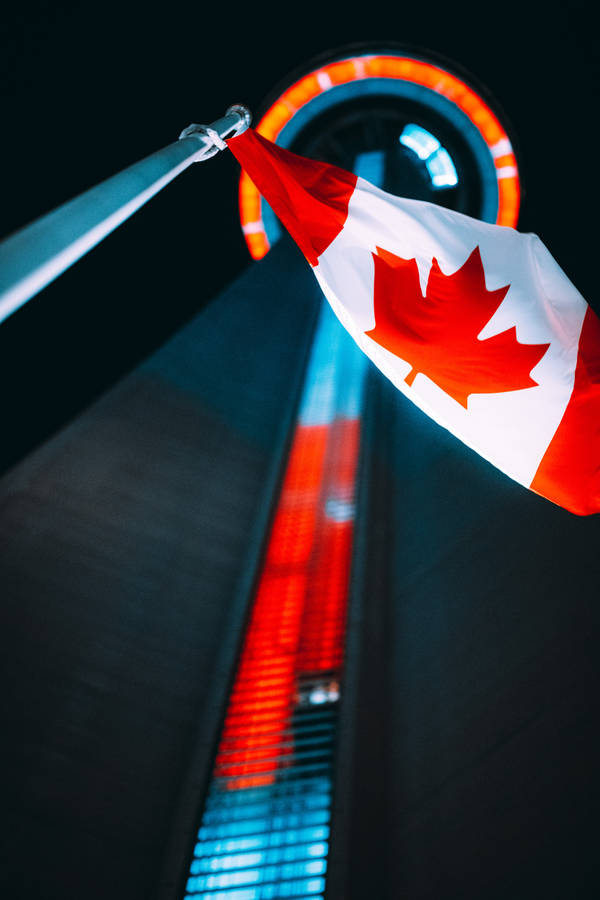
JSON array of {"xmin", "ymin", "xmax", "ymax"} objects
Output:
[
  {"xmin": 1, "ymin": 0, "xmax": 598, "ymax": 471},
  {"xmin": 2, "ymin": 3, "xmax": 600, "ymax": 899}
]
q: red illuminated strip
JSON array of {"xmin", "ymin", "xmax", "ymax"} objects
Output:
[
  {"xmin": 213, "ymin": 417, "xmax": 360, "ymax": 790},
  {"xmin": 298, "ymin": 419, "xmax": 359, "ymax": 674},
  {"xmin": 239, "ymin": 54, "xmax": 521, "ymax": 258}
]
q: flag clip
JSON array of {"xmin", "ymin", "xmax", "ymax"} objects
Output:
[{"xmin": 179, "ymin": 105, "xmax": 251, "ymax": 162}]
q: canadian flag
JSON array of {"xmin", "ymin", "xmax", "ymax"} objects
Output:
[{"xmin": 227, "ymin": 129, "xmax": 600, "ymax": 515}]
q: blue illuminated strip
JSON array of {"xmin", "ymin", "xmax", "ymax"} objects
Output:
[
  {"xmin": 190, "ymin": 841, "xmax": 328, "ymax": 875},
  {"xmin": 201, "ymin": 791, "xmax": 331, "ymax": 827},
  {"xmin": 186, "ymin": 882, "xmax": 325, "ymax": 899},
  {"xmin": 187, "ymin": 859, "xmax": 327, "ymax": 891},
  {"xmin": 194, "ymin": 826, "xmax": 330, "ymax": 860}
]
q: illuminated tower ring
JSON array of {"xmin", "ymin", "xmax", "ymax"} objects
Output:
[{"xmin": 238, "ymin": 50, "xmax": 521, "ymax": 259}]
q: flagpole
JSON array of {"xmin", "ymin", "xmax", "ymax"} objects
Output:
[{"xmin": 0, "ymin": 104, "xmax": 251, "ymax": 325}]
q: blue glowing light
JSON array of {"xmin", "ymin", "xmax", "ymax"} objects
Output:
[
  {"xmin": 193, "ymin": 825, "xmax": 330, "ymax": 860},
  {"xmin": 426, "ymin": 147, "xmax": 459, "ymax": 187},
  {"xmin": 299, "ymin": 303, "xmax": 367, "ymax": 427},
  {"xmin": 325, "ymin": 498, "xmax": 355, "ymax": 522},
  {"xmin": 400, "ymin": 124, "xmax": 459, "ymax": 189},
  {"xmin": 400, "ymin": 124, "xmax": 440, "ymax": 160}
]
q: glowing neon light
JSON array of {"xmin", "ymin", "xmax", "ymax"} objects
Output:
[
  {"xmin": 238, "ymin": 53, "xmax": 521, "ymax": 258},
  {"xmin": 183, "ymin": 305, "xmax": 367, "ymax": 899},
  {"xmin": 400, "ymin": 124, "xmax": 459, "ymax": 188},
  {"xmin": 400, "ymin": 123, "xmax": 441, "ymax": 159},
  {"xmin": 427, "ymin": 148, "xmax": 459, "ymax": 187}
]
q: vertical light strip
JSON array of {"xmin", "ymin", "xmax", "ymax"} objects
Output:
[{"xmin": 183, "ymin": 302, "xmax": 367, "ymax": 899}]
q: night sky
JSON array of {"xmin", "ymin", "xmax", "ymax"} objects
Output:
[{"xmin": 1, "ymin": 0, "xmax": 598, "ymax": 471}]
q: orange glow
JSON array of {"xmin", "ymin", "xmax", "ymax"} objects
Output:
[
  {"xmin": 238, "ymin": 54, "xmax": 521, "ymax": 258},
  {"xmin": 326, "ymin": 60, "xmax": 359, "ymax": 85},
  {"xmin": 285, "ymin": 74, "xmax": 322, "ymax": 111},
  {"xmin": 213, "ymin": 413, "xmax": 360, "ymax": 789},
  {"xmin": 259, "ymin": 102, "xmax": 295, "ymax": 142},
  {"xmin": 298, "ymin": 524, "xmax": 353, "ymax": 672},
  {"xmin": 494, "ymin": 153, "xmax": 517, "ymax": 169},
  {"xmin": 497, "ymin": 178, "xmax": 521, "ymax": 227},
  {"xmin": 224, "ymin": 773, "xmax": 282, "ymax": 791}
]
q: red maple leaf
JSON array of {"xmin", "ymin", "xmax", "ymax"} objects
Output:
[{"xmin": 364, "ymin": 245, "xmax": 550, "ymax": 409}]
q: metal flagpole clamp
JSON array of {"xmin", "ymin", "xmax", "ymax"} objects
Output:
[
  {"xmin": 179, "ymin": 104, "xmax": 251, "ymax": 162},
  {"xmin": 0, "ymin": 104, "xmax": 251, "ymax": 324}
]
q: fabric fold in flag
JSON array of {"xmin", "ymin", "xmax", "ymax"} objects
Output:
[{"xmin": 227, "ymin": 129, "xmax": 600, "ymax": 515}]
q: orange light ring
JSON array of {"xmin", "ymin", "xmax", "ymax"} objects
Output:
[{"xmin": 239, "ymin": 54, "xmax": 521, "ymax": 259}]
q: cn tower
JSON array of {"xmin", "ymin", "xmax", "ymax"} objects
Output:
[{"xmin": 1, "ymin": 24, "xmax": 599, "ymax": 900}]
